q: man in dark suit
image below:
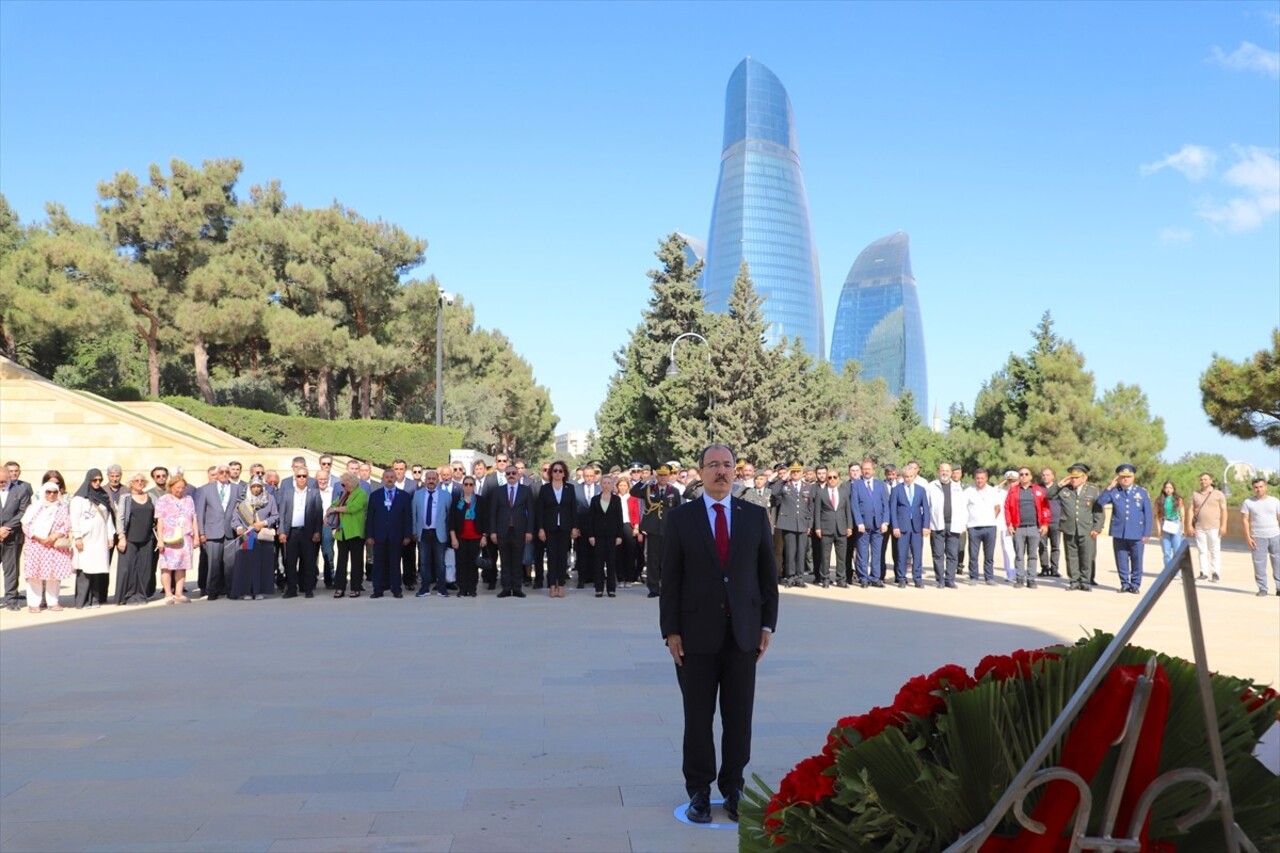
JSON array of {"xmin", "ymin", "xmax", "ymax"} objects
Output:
[
  {"xmin": 488, "ymin": 466, "xmax": 532, "ymax": 598},
  {"xmin": 195, "ymin": 463, "xmax": 243, "ymax": 600},
  {"xmin": 890, "ymin": 460, "xmax": 932, "ymax": 589},
  {"xmin": 661, "ymin": 444, "xmax": 779, "ymax": 825},
  {"xmin": 573, "ymin": 466, "xmax": 600, "ymax": 588},
  {"xmin": 0, "ymin": 462, "xmax": 33, "ymax": 611},
  {"xmin": 812, "ymin": 467, "xmax": 851, "ymax": 588},
  {"xmin": 770, "ymin": 462, "xmax": 811, "ymax": 588},
  {"xmin": 365, "ymin": 468, "xmax": 413, "ymax": 598},
  {"xmin": 390, "ymin": 459, "xmax": 418, "ymax": 590},
  {"xmin": 850, "ymin": 458, "xmax": 891, "ymax": 588},
  {"xmin": 276, "ymin": 469, "xmax": 324, "ymax": 598}
]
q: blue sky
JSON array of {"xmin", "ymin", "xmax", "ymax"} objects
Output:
[{"xmin": 2, "ymin": 0, "xmax": 1277, "ymax": 469}]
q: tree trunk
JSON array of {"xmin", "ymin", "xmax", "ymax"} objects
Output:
[
  {"xmin": 193, "ymin": 337, "xmax": 214, "ymax": 405},
  {"xmin": 359, "ymin": 373, "xmax": 371, "ymax": 420},
  {"xmin": 131, "ymin": 295, "xmax": 162, "ymax": 398},
  {"xmin": 302, "ymin": 375, "xmax": 312, "ymax": 413},
  {"xmin": 373, "ymin": 379, "xmax": 384, "ymax": 419},
  {"xmin": 317, "ymin": 369, "xmax": 330, "ymax": 419},
  {"xmin": 0, "ymin": 322, "xmax": 15, "ymax": 359}
]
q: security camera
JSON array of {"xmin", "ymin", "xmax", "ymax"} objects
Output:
[{"xmin": 439, "ymin": 290, "xmax": 455, "ymax": 306}]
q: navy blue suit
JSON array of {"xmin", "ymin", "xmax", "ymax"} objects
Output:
[
  {"xmin": 850, "ymin": 477, "xmax": 890, "ymax": 584},
  {"xmin": 891, "ymin": 481, "xmax": 930, "ymax": 585},
  {"xmin": 365, "ymin": 486, "xmax": 413, "ymax": 595}
]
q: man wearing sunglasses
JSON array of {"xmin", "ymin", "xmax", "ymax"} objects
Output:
[
  {"xmin": 488, "ymin": 465, "xmax": 532, "ymax": 598},
  {"xmin": 277, "ymin": 468, "xmax": 324, "ymax": 599}
]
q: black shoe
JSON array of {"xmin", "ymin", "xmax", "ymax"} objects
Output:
[
  {"xmin": 607, "ymin": 592, "xmax": 616, "ymax": 597},
  {"xmin": 438, "ymin": 590, "xmax": 450, "ymax": 598},
  {"xmin": 282, "ymin": 591, "xmax": 297, "ymax": 599},
  {"xmin": 1014, "ymin": 580, "xmax": 1025, "ymax": 589},
  {"xmin": 945, "ymin": 582, "xmax": 957, "ymax": 589},
  {"xmin": 794, "ymin": 581, "xmax": 807, "ymax": 588},
  {"xmin": 595, "ymin": 592, "xmax": 604, "ymax": 598},
  {"xmin": 405, "ymin": 582, "xmax": 416, "ymax": 591},
  {"xmin": 724, "ymin": 789, "xmax": 742, "ymax": 822},
  {"xmin": 821, "ymin": 581, "xmax": 831, "ymax": 589},
  {"xmin": 836, "ymin": 581, "xmax": 849, "ymax": 588},
  {"xmin": 5, "ymin": 603, "xmax": 19, "ymax": 611},
  {"xmin": 1081, "ymin": 584, "xmax": 1092, "ymax": 592},
  {"xmin": 897, "ymin": 581, "xmax": 906, "ymax": 588},
  {"xmin": 872, "ymin": 580, "xmax": 884, "ymax": 588},
  {"xmin": 914, "ymin": 582, "xmax": 925, "ymax": 589},
  {"xmin": 513, "ymin": 590, "xmax": 526, "ymax": 598},
  {"xmin": 533, "ymin": 583, "xmax": 543, "ymax": 590},
  {"xmin": 370, "ymin": 591, "xmax": 383, "ymax": 599},
  {"xmin": 685, "ymin": 791, "xmax": 712, "ymax": 824},
  {"xmin": 984, "ymin": 580, "xmax": 997, "ymax": 586},
  {"xmin": 207, "ymin": 594, "xmax": 220, "ymax": 602},
  {"xmin": 497, "ymin": 590, "xmax": 512, "ymax": 599},
  {"xmin": 486, "ymin": 582, "xmax": 496, "ymax": 591},
  {"xmin": 647, "ymin": 591, "xmax": 659, "ymax": 598},
  {"xmin": 1026, "ymin": 580, "xmax": 1036, "ymax": 589},
  {"xmin": 1128, "ymin": 588, "xmax": 1140, "ymax": 594}
]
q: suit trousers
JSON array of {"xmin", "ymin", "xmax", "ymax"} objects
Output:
[
  {"xmin": 1038, "ymin": 523, "xmax": 1061, "ymax": 575},
  {"xmin": 1063, "ymin": 532, "xmax": 1096, "ymax": 589},
  {"xmin": 780, "ymin": 530, "xmax": 806, "ymax": 583},
  {"xmin": 619, "ymin": 527, "xmax": 638, "ymax": 583},
  {"xmin": 816, "ymin": 533, "xmax": 847, "ymax": 584},
  {"xmin": 881, "ymin": 531, "xmax": 900, "ymax": 582},
  {"xmin": 675, "ymin": 622, "xmax": 758, "ymax": 798},
  {"xmin": 594, "ymin": 538, "xmax": 618, "ymax": 594},
  {"xmin": 543, "ymin": 528, "xmax": 571, "ymax": 587},
  {"xmin": 202, "ymin": 538, "xmax": 237, "ymax": 597},
  {"xmin": 1, "ymin": 536, "xmax": 22, "ymax": 605},
  {"xmin": 480, "ymin": 540, "xmax": 498, "ymax": 588},
  {"xmin": 645, "ymin": 534, "xmax": 665, "ymax": 595},
  {"xmin": 497, "ymin": 530, "xmax": 524, "ymax": 592},
  {"xmin": 198, "ymin": 543, "xmax": 209, "ymax": 592},
  {"xmin": 336, "ymin": 538, "xmax": 365, "ymax": 592},
  {"xmin": 400, "ymin": 539, "xmax": 417, "ymax": 588},
  {"xmin": 930, "ymin": 530, "xmax": 961, "ymax": 584},
  {"xmin": 370, "ymin": 538, "xmax": 401, "ymax": 595},
  {"xmin": 854, "ymin": 528, "xmax": 883, "ymax": 584},
  {"xmin": 574, "ymin": 536, "xmax": 595, "ymax": 587},
  {"xmin": 532, "ymin": 537, "xmax": 546, "ymax": 587},
  {"xmin": 454, "ymin": 538, "xmax": 481, "ymax": 595},
  {"xmin": 968, "ymin": 527, "xmax": 997, "ymax": 582},
  {"xmin": 1113, "ymin": 537, "xmax": 1144, "ymax": 591},
  {"xmin": 284, "ymin": 529, "xmax": 318, "ymax": 593},
  {"xmin": 897, "ymin": 530, "xmax": 924, "ymax": 584}
]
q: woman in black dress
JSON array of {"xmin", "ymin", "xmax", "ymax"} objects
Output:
[
  {"xmin": 587, "ymin": 475, "xmax": 624, "ymax": 598},
  {"xmin": 230, "ymin": 477, "xmax": 279, "ymax": 600},
  {"xmin": 114, "ymin": 472, "xmax": 155, "ymax": 605},
  {"xmin": 535, "ymin": 461, "xmax": 578, "ymax": 599}
]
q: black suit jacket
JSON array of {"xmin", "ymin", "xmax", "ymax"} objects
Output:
[
  {"xmin": 276, "ymin": 486, "xmax": 323, "ymax": 538},
  {"xmin": 660, "ymin": 496, "xmax": 779, "ymax": 655},
  {"xmin": 0, "ymin": 480, "xmax": 33, "ymax": 543},
  {"xmin": 813, "ymin": 482, "xmax": 849, "ymax": 535},
  {"xmin": 489, "ymin": 482, "xmax": 533, "ymax": 538},
  {"xmin": 534, "ymin": 483, "xmax": 578, "ymax": 533},
  {"xmin": 586, "ymin": 494, "xmax": 624, "ymax": 542}
]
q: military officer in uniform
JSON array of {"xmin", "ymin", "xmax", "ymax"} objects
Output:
[
  {"xmin": 1096, "ymin": 463, "xmax": 1153, "ymax": 594},
  {"xmin": 1046, "ymin": 463, "xmax": 1104, "ymax": 591},
  {"xmin": 632, "ymin": 465, "xmax": 682, "ymax": 599},
  {"xmin": 771, "ymin": 462, "xmax": 812, "ymax": 588}
]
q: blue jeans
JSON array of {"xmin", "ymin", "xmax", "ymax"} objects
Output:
[
  {"xmin": 1160, "ymin": 531, "xmax": 1182, "ymax": 566},
  {"xmin": 418, "ymin": 534, "xmax": 448, "ymax": 592},
  {"xmin": 319, "ymin": 525, "xmax": 334, "ymax": 585},
  {"xmin": 968, "ymin": 527, "xmax": 996, "ymax": 581}
]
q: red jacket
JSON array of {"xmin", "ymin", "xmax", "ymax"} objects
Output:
[{"xmin": 1004, "ymin": 484, "xmax": 1052, "ymax": 529}]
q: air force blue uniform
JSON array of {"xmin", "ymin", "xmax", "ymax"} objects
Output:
[{"xmin": 1096, "ymin": 478, "xmax": 1153, "ymax": 593}]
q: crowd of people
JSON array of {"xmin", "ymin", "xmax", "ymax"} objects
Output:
[{"xmin": 1, "ymin": 452, "xmax": 1277, "ymax": 614}]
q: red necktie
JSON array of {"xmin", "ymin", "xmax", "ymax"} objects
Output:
[{"xmin": 714, "ymin": 503, "xmax": 729, "ymax": 565}]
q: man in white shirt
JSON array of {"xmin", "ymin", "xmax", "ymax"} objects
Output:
[
  {"xmin": 928, "ymin": 463, "xmax": 967, "ymax": 588},
  {"xmin": 1242, "ymin": 477, "xmax": 1280, "ymax": 597},
  {"xmin": 963, "ymin": 468, "xmax": 1002, "ymax": 585}
]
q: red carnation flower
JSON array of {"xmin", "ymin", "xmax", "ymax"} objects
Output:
[
  {"xmin": 976, "ymin": 653, "xmax": 1018, "ymax": 681},
  {"xmin": 1242, "ymin": 686, "xmax": 1278, "ymax": 712},
  {"xmin": 928, "ymin": 663, "xmax": 976, "ymax": 692}
]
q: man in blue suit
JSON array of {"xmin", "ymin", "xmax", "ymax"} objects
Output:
[
  {"xmin": 1096, "ymin": 462, "xmax": 1154, "ymax": 594},
  {"xmin": 891, "ymin": 460, "xmax": 931, "ymax": 588},
  {"xmin": 365, "ymin": 468, "xmax": 413, "ymax": 598},
  {"xmin": 850, "ymin": 458, "xmax": 891, "ymax": 588},
  {"xmin": 412, "ymin": 470, "xmax": 450, "ymax": 597}
]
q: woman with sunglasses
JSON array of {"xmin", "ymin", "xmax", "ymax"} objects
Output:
[
  {"xmin": 535, "ymin": 461, "xmax": 579, "ymax": 598},
  {"xmin": 21, "ymin": 480, "xmax": 73, "ymax": 612},
  {"xmin": 448, "ymin": 477, "xmax": 484, "ymax": 597},
  {"xmin": 70, "ymin": 469, "xmax": 116, "ymax": 608}
]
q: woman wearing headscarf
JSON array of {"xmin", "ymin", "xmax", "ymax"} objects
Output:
[
  {"xmin": 21, "ymin": 480, "xmax": 73, "ymax": 612},
  {"xmin": 230, "ymin": 476, "xmax": 279, "ymax": 600},
  {"xmin": 114, "ymin": 472, "xmax": 155, "ymax": 605},
  {"xmin": 70, "ymin": 468, "xmax": 116, "ymax": 608},
  {"xmin": 330, "ymin": 472, "xmax": 368, "ymax": 597}
]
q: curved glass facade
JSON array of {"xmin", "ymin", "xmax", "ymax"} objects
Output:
[
  {"xmin": 829, "ymin": 231, "xmax": 928, "ymax": 420},
  {"xmin": 702, "ymin": 58, "xmax": 824, "ymax": 356}
]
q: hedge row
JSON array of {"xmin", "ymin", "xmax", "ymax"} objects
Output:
[{"xmin": 162, "ymin": 397, "xmax": 464, "ymax": 469}]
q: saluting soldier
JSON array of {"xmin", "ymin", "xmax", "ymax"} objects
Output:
[
  {"xmin": 771, "ymin": 462, "xmax": 813, "ymax": 588},
  {"xmin": 1096, "ymin": 463, "xmax": 1153, "ymax": 594},
  {"xmin": 632, "ymin": 465, "xmax": 682, "ymax": 599},
  {"xmin": 1046, "ymin": 463, "xmax": 1104, "ymax": 591}
]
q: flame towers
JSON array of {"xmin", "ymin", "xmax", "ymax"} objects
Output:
[
  {"xmin": 701, "ymin": 58, "xmax": 824, "ymax": 357},
  {"xmin": 829, "ymin": 231, "xmax": 929, "ymax": 420}
]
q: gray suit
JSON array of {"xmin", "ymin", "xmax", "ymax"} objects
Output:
[
  {"xmin": 0, "ymin": 480, "xmax": 33, "ymax": 606},
  {"xmin": 196, "ymin": 481, "xmax": 243, "ymax": 598}
]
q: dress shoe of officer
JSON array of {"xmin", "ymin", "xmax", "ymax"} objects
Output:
[
  {"xmin": 685, "ymin": 791, "xmax": 712, "ymax": 824},
  {"xmin": 724, "ymin": 789, "xmax": 742, "ymax": 821}
]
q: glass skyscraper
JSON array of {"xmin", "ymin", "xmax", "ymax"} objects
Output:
[
  {"xmin": 829, "ymin": 231, "xmax": 928, "ymax": 420},
  {"xmin": 701, "ymin": 58, "xmax": 824, "ymax": 356}
]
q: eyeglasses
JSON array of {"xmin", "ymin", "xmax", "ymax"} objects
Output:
[
  {"xmin": 496, "ymin": 458, "xmax": 508, "ymax": 464},
  {"xmin": 463, "ymin": 481, "xmax": 475, "ymax": 487},
  {"xmin": 505, "ymin": 473, "xmax": 519, "ymax": 479},
  {"xmin": 452, "ymin": 467, "xmax": 464, "ymax": 473},
  {"xmin": 320, "ymin": 461, "xmax": 333, "ymax": 467},
  {"xmin": 90, "ymin": 477, "xmax": 102, "ymax": 483},
  {"xmin": 295, "ymin": 474, "xmax": 308, "ymax": 479}
]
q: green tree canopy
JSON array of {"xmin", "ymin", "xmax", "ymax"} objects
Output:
[{"xmin": 1200, "ymin": 329, "xmax": 1280, "ymax": 448}]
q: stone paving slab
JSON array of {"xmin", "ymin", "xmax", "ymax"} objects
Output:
[{"xmin": 0, "ymin": 542, "xmax": 1275, "ymax": 852}]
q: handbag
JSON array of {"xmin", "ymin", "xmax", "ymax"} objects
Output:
[
  {"xmin": 162, "ymin": 525, "xmax": 185, "ymax": 547},
  {"xmin": 53, "ymin": 536, "xmax": 73, "ymax": 551},
  {"xmin": 1161, "ymin": 519, "xmax": 1181, "ymax": 536},
  {"xmin": 476, "ymin": 551, "xmax": 493, "ymax": 571}
]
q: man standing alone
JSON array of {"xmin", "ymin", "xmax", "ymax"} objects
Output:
[{"xmin": 661, "ymin": 444, "xmax": 778, "ymax": 825}]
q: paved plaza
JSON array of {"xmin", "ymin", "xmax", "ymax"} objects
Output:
[{"xmin": 1, "ymin": 543, "xmax": 1276, "ymax": 853}]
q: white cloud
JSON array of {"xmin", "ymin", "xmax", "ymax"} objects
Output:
[
  {"xmin": 1158, "ymin": 227, "xmax": 1193, "ymax": 244},
  {"xmin": 1197, "ymin": 146, "xmax": 1280, "ymax": 232},
  {"xmin": 1140, "ymin": 144, "xmax": 1217, "ymax": 181},
  {"xmin": 1210, "ymin": 41, "xmax": 1280, "ymax": 78}
]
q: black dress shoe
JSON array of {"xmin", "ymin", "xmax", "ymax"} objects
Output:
[
  {"xmin": 497, "ymin": 590, "xmax": 512, "ymax": 598},
  {"xmin": 685, "ymin": 791, "xmax": 712, "ymax": 824},
  {"xmin": 821, "ymin": 581, "xmax": 830, "ymax": 589},
  {"xmin": 1026, "ymin": 580, "xmax": 1037, "ymax": 589},
  {"xmin": 281, "ymin": 591, "xmax": 297, "ymax": 599},
  {"xmin": 370, "ymin": 591, "xmax": 383, "ymax": 599},
  {"xmin": 914, "ymin": 582, "xmax": 925, "ymax": 589},
  {"xmin": 513, "ymin": 589, "xmax": 526, "ymax": 598},
  {"xmin": 858, "ymin": 581, "xmax": 868, "ymax": 589},
  {"xmin": 836, "ymin": 581, "xmax": 849, "ymax": 588},
  {"xmin": 647, "ymin": 591, "xmax": 659, "ymax": 598},
  {"xmin": 724, "ymin": 789, "xmax": 742, "ymax": 821},
  {"xmin": 392, "ymin": 591, "xmax": 403, "ymax": 599},
  {"xmin": 486, "ymin": 582, "xmax": 496, "ymax": 590},
  {"xmin": 304, "ymin": 590, "xmax": 314, "ymax": 598}
]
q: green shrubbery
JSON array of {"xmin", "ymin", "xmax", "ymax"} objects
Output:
[{"xmin": 163, "ymin": 397, "xmax": 463, "ymax": 468}]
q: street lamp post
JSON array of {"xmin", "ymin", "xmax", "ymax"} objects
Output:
[
  {"xmin": 1222, "ymin": 461, "xmax": 1254, "ymax": 499},
  {"xmin": 666, "ymin": 332, "xmax": 714, "ymax": 438},
  {"xmin": 436, "ymin": 288, "xmax": 455, "ymax": 426}
]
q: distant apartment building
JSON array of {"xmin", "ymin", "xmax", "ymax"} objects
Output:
[{"xmin": 555, "ymin": 430, "xmax": 591, "ymax": 458}]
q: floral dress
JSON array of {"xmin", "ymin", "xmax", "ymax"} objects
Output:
[
  {"xmin": 155, "ymin": 493, "xmax": 197, "ymax": 572},
  {"xmin": 21, "ymin": 500, "xmax": 74, "ymax": 581}
]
